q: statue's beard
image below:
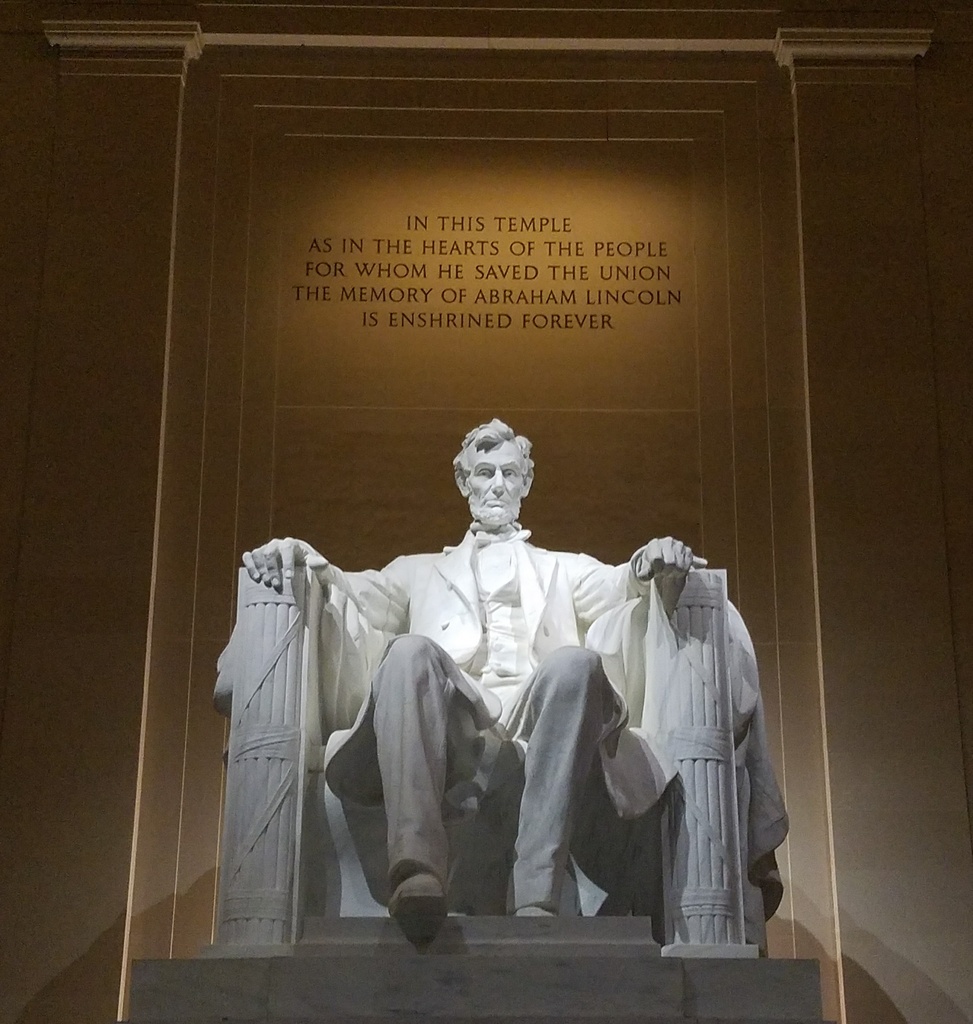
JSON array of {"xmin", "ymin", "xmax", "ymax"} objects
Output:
[{"xmin": 469, "ymin": 495, "xmax": 521, "ymax": 530}]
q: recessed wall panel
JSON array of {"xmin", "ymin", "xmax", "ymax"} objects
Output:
[
  {"xmin": 256, "ymin": 135, "xmax": 703, "ymax": 572},
  {"xmin": 126, "ymin": 56, "xmax": 832, "ymax": 1020},
  {"xmin": 275, "ymin": 139, "xmax": 695, "ymax": 414}
]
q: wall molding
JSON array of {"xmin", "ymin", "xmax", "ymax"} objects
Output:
[
  {"xmin": 40, "ymin": 20, "xmax": 936, "ymax": 65},
  {"xmin": 43, "ymin": 20, "xmax": 203, "ymax": 58},
  {"xmin": 774, "ymin": 27, "xmax": 932, "ymax": 68},
  {"xmin": 201, "ymin": 32, "xmax": 774, "ymax": 52}
]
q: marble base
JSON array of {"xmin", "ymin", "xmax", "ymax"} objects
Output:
[
  {"xmin": 127, "ymin": 918, "xmax": 826, "ymax": 1023},
  {"xmin": 233, "ymin": 914, "xmax": 663, "ymax": 957},
  {"xmin": 662, "ymin": 941, "xmax": 760, "ymax": 958}
]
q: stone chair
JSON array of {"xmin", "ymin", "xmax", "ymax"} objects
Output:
[{"xmin": 212, "ymin": 565, "xmax": 784, "ymax": 955}]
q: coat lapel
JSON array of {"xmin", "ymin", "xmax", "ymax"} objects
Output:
[
  {"xmin": 435, "ymin": 532, "xmax": 480, "ymax": 619},
  {"xmin": 519, "ymin": 542, "xmax": 557, "ymax": 647}
]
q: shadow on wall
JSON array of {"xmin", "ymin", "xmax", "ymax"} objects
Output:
[
  {"xmin": 841, "ymin": 916, "xmax": 969, "ymax": 1024},
  {"xmin": 14, "ymin": 869, "xmax": 218, "ymax": 1024},
  {"xmin": 784, "ymin": 916, "xmax": 838, "ymax": 1022},
  {"xmin": 841, "ymin": 954, "xmax": 908, "ymax": 1024},
  {"xmin": 730, "ymin": 893, "xmax": 967, "ymax": 1024},
  {"xmin": 15, "ymin": 913, "xmax": 125, "ymax": 1024}
]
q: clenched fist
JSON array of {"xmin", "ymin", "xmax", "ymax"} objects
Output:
[{"xmin": 632, "ymin": 536, "xmax": 706, "ymax": 617}]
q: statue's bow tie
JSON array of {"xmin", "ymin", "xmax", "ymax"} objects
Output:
[{"xmin": 471, "ymin": 526, "xmax": 531, "ymax": 547}]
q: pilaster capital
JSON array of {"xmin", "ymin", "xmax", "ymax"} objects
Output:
[
  {"xmin": 43, "ymin": 20, "xmax": 202, "ymax": 78},
  {"xmin": 774, "ymin": 27, "xmax": 931, "ymax": 69}
]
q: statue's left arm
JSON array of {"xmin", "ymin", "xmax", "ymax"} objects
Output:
[
  {"xmin": 570, "ymin": 536, "xmax": 705, "ymax": 626},
  {"xmin": 568, "ymin": 554, "xmax": 639, "ymax": 627}
]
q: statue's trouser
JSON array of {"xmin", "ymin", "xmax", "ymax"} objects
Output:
[{"xmin": 370, "ymin": 635, "xmax": 615, "ymax": 912}]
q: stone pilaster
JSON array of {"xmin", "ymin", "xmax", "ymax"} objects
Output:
[
  {"xmin": 0, "ymin": 20, "xmax": 200, "ymax": 1024},
  {"xmin": 776, "ymin": 24, "xmax": 973, "ymax": 1024}
]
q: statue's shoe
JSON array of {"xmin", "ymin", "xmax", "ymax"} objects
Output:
[{"xmin": 388, "ymin": 871, "xmax": 447, "ymax": 946}]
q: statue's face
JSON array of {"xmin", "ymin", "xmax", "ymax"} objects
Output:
[{"xmin": 466, "ymin": 439, "xmax": 529, "ymax": 529}]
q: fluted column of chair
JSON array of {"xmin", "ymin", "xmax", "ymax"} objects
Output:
[
  {"xmin": 216, "ymin": 570, "xmax": 307, "ymax": 944},
  {"xmin": 663, "ymin": 571, "xmax": 746, "ymax": 949}
]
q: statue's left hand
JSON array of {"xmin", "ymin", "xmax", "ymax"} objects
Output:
[
  {"xmin": 633, "ymin": 536, "xmax": 705, "ymax": 579},
  {"xmin": 632, "ymin": 537, "xmax": 706, "ymax": 617}
]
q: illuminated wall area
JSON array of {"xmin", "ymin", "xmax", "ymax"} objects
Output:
[
  {"xmin": 1, "ymin": 11, "xmax": 972, "ymax": 1024},
  {"xmin": 274, "ymin": 140, "xmax": 700, "ymax": 564}
]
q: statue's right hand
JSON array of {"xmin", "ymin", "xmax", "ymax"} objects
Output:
[{"xmin": 243, "ymin": 537, "xmax": 314, "ymax": 593}]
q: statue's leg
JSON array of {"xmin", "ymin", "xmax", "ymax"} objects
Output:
[
  {"xmin": 512, "ymin": 647, "xmax": 616, "ymax": 914},
  {"xmin": 370, "ymin": 634, "xmax": 461, "ymax": 940},
  {"xmin": 571, "ymin": 767, "xmax": 666, "ymax": 933},
  {"xmin": 449, "ymin": 737, "xmax": 524, "ymax": 916}
]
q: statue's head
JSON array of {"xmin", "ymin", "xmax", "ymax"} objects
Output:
[{"xmin": 453, "ymin": 418, "xmax": 534, "ymax": 530}]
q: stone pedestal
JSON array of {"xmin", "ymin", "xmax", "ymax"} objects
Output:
[{"xmin": 126, "ymin": 919, "xmax": 827, "ymax": 1023}]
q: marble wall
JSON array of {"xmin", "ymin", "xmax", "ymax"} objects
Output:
[{"xmin": 0, "ymin": 6, "xmax": 971, "ymax": 1024}]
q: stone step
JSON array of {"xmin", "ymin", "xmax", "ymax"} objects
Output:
[
  {"xmin": 210, "ymin": 915, "xmax": 662, "ymax": 957},
  {"xmin": 127, "ymin": 918, "xmax": 826, "ymax": 1024},
  {"xmin": 129, "ymin": 1018, "xmax": 831, "ymax": 1024}
]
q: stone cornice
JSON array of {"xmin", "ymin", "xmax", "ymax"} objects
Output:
[
  {"xmin": 774, "ymin": 27, "xmax": 932, "ymax": 68},
  {"xmin": 38, "ymin": 18, "xmax": 936, "ymax": 67},
  {"xmin": 43, "ymin": 20, "xmax": 203, "ymax": 61},
  {"xmin": 201, "ymin": 32, "xmax": 774, "ymax": 52}
]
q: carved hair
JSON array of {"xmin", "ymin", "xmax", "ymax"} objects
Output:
[{"xmin": 453, "ymin": 418, "xmax": 534, "ymax": 496}]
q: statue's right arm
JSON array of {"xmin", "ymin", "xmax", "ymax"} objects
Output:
[{"xmin": 243, "ymin": 537, "xmax": 410, "ymax": 634}]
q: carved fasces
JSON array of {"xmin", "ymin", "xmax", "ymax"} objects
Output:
[
  {"xmin": 657, "ymin": 570, "xmax": 747, "ymax": 949},
  {"xmin": 216, "ymin": 569, "xmax": 307, "ymax": 944}
]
